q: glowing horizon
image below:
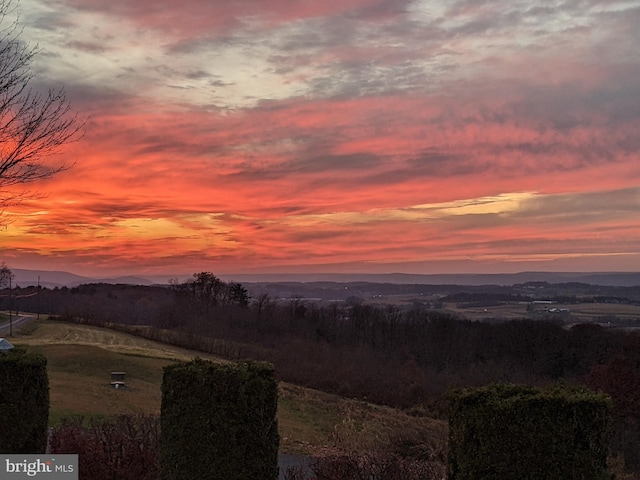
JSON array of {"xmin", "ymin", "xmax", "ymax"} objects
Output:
[{"xmin": 1, "ymin": 0, "xmax": 639, "ymax": 277}]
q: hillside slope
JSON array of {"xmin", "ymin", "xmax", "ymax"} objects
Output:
[{"xmin": 11, "ymin": 319, "xmax": 447, "ymax": 458}]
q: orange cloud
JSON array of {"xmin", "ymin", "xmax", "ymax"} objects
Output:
[{"xmin": 2, "ymin": 0, "xmax": 638, "ymax": 276}]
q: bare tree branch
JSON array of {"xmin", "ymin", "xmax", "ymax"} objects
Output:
[{"xmin": 0, "ymin": 0, "xmax": 84, "ymax": 217}]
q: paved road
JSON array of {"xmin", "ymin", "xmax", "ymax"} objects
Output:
[
  {"xmin": 279, "ymin": 454, "xmax": 312, "ymax": 479},
  {"xmin": 0, "ymin": 312, "xmax": 37, "ymax": 335}
]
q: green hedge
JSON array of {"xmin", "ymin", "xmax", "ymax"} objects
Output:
[
  {"xmin": 448, "ymin": 383, "xmax": 612, "ymax": 480},
  {"xmin": 0, "ymin": 347, "xmax": 49, "ymax": 453},
  {"xmin": 160, "ymin": 358, "xmax": 279, "ymax": 480}
]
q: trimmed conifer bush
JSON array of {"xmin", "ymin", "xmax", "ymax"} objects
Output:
[
  {"xmin": 160, "ymin": 358, "xmax": 279, "ymax": 480},
  {"xmin": 0, "ymin": 347, "xmax": 49, "ymax": 453},
  {"xmin": 448, "ymin": 383, "xmax": 612, "ymax": 480}
]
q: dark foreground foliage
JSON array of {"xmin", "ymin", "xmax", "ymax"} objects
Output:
[
  {"xmin": 448, "ymin": 384, "xmax": 612, "ymax": 480},
  {"xmin": 284, "ymin": 452, "xmax": 444, "ymax": 480},
  {"xmin": 9, "ymin": 279, "xmax": 640, "ymax": 474},
  {"xmin": 49, "ymin": 415, "xmax": 160, "ymax": 480},
  {"xmin": 0, "ymin": 347, "xmax": 49, "ymax": 453},
  {"xmin": 161, "ymin": 359, "xmax": 279, "ymax": 480},
  {"xmin": 586, "ymin": 354, "xmax": 640, "ymax": 473}
]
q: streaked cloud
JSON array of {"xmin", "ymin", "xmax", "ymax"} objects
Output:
[{"xmin": 1, "ymin": 0, "xmax": 638, "ymax": 275}]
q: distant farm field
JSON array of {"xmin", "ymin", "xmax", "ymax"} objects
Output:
[
  {"xmin": 447, "ymin": 301, "xmax": 640, "ymax": 322},
  {"xmin": 9, "ymin": 319, "xmax": 446, "ymax": 457}
]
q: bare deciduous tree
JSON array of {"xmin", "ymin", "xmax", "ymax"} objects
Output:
[
  {"xmin": 0, "ymin": 0, "xmax": 83, "ymax": 214},
  {"xmin": 0, "ymin": 261, "xmax": 12, "ymax": 288}
]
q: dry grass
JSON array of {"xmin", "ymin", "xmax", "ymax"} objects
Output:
[
  {"xmin": 278, "ymin": 383, "xmax": 447, "ymax": 458},
  {"xmin": 10, "ymin": 320, "xmax": 227, "ymax": 425},
  {"xmin": 448, "ymin": 301, "xmax": 640, "ymax": 322},
  {"xmin": 14, "ymin": 320, "xmax": 223, "ymax": 361},
  {"xmin": 9, "ymin": 318, "xmax": 448, "ymax": 456},
  {"xmin": 447, "ymin": 303, "xmax": 530, "ymax": 320},
  {"xmin": 565, "ymin": 303, "xmax": 640, "ymax": 318}
]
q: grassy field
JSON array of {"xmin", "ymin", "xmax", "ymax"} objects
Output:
[
  {"xmin": 9, "ymin": 318, "xmax": 447, "ymax": 457},
  {"xmin": 447, "ymin": 301, "xmax": 640, "ymax": 322},
  {"xmin": 360, "ymin": 293, "xmax": 640, "ymax": 324}
]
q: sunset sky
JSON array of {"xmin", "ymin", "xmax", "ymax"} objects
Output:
[{"xmin": 1, "ymin": 0, "xmax": 639, "ymax": 277}]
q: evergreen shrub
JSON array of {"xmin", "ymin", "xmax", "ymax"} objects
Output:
[
  {"xmin": 160, "ymin": 358, "xmax": 279, "ymax": 480},
  {"xmin": 0, "ymin": 347, "xmax": 49, "ymax": 453},
  {"xmin": 447, "ymin": 383, "xmax": 612, "ymax": 480}
]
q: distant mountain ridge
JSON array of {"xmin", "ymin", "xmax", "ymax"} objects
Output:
[
  {"xmin": 227, "ymin": 272, "xmax": 640, "ymax": 287},
  {"xmin": 10, "ymin": 269, "xmax": 159, "ymax": 289},
  {"xmin": 7, "ymin": 268, "xmax": 640, "ymax": 288}
]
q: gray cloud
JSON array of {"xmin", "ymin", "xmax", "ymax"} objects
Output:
[{"xmin": 225, "ymin": 152, "xmax": 383, "ymax": 183}]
